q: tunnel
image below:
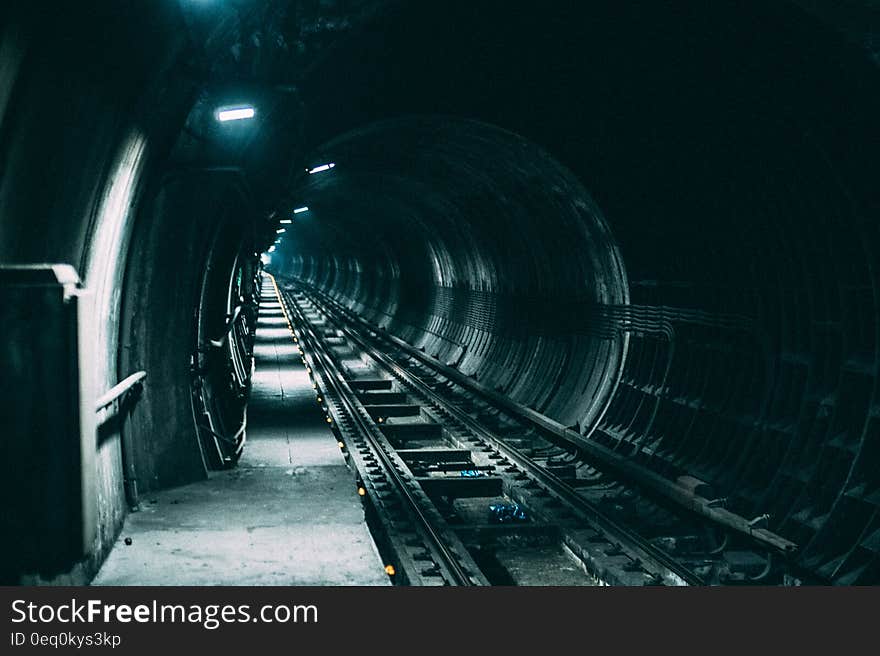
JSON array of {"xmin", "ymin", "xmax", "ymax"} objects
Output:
[{"xmin": 1, "ymin": 1, "xmax": 879, "ymax": 586}]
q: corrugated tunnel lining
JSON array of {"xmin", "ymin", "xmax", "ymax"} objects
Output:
[
  {"xmin": 271, "ymin": 108, "xmax": 879, "ymax": 584},
  {"xmin": 277, "ymin": 117, "xmax": 630, "ymax": 434}
]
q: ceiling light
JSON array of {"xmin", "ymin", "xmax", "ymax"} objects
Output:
[{"xmin": 216, "ymin": 106, "xmax": 255, "ymax": 122}]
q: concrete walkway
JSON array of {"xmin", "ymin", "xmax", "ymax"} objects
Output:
[{"xmin": 92, "ymin": 276, "xmax": 388, "ymax": 585}]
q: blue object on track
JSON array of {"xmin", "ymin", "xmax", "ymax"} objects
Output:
[{"xmin": 488, "ymin": 502, "xmax": 528, "ymax": 523}]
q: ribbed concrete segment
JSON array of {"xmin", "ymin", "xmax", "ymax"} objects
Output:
[{"xmin": 92, "ymin": 277, "xmax": 388, "ymax": 586}]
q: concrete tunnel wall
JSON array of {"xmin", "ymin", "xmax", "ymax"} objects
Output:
[
  {"xmin": 0, "ymin": 5, "xmax": 254, "ymax": 583},
  {"xmin": 0, "ymin": 1, "xmax": 878, "ymax": 584}
]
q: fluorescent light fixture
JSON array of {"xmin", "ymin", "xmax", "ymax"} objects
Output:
[
  {"xmin": 280, "ymin": 219, "xmax": 292, "ymax": 224},
  {"xmin": 216, "ymin": 106, "xmax": 255, "ymax": 122},
  {"xmin": 308, "ymin": 162, "xmax": 335, "ymax": 174},
  {"xmin": 268, "ymin": 246, "xmax": 276, "ymax": 253},
  {"xmin": 293, "ymin": 206, "xmax": 309, "ymax": 214},
  {"xmin": 276, "ymin": 228, "xmax": 286, "ymax": 233}
]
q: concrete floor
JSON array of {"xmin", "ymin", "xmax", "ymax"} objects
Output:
[{"xmin": 92, "ymin": 278, "xmax": 389, "ymax": 585}]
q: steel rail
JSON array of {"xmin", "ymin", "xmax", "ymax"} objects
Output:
[
  {"xmin": 278, "ymin": 288, "xmax": 477, "ymax": 586},
  {"xmin": 297, "ymin": 286, "xmax": 705, "ymax": 585},
  {"xmin": 303, "ymin": 283, "xmax": 797, "ymax": 556}
]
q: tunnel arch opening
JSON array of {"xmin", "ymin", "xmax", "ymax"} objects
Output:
[{"xmin": 269, "ymin": 116, "xmax": 631, "ymax": 436}]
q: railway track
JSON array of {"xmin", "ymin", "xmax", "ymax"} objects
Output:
[{"xmin": 271, "ymin": 274, "xmax": 803, "ymax": 586}]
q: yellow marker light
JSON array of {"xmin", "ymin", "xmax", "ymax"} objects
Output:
[
  {"xmin": 307, "ymin": 367, "xmax": 312, "ymax": 374},
  {"xmin": 337, "ymin": 441, "xmax": 345, "ymax": 449},
  {"xmin": 357, "ymin": 487, "xmax": 366, "ymax": 497},
  {"xmin": 326, "ymin": 417, "xmax": 332, "ymax": 424},
  {"xmin": 377, "ymin": 417, "xmax": 384, "ymax": 423},
  {"xmin": 317, "ymin": 396, "xmax": 323, "ymax": 403},
  {"xmin": 312, "ymin": 383, "xmax": 317, "ymax": 390},
  {"xmin": 384, "ymin": 565, "xmax": 396, "ymax": 576}
]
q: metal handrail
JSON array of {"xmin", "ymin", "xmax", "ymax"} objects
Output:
[{"xmin": 95, "ymin": 371, "xmax": 147, "ymax": 411}]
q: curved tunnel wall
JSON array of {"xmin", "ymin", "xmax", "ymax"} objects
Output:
[
  {"xmin": 119, "ymin": 172, "xmax": 256, "ymax": 491},
  {"xmin": 279, "ymin": 118, "xmax": 630, "ymax": 434},
  {"xmin": 0, "ymin": 3, "xmax": 202, "ymax": 582},
  {"xmin": 0, "ymin": 5, "xmax": 257, "ymax": 582},
  {"xmin": 272, "ymin": 2, "xmax": 880, "ymax": 582}
]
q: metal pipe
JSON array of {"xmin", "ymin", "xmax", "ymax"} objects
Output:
[
  {"xmin": 95, "ymin": 371, "xmax": 146, "ymax": 511},
  {"xmin": 120, "ymin": 420, "xmax": 140, "ymax": 512},
  {"xmin": 209, "ymin": 304, "xmax": 243, "ymax": 348}
]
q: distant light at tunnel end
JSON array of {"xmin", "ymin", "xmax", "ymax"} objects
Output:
[
  {"xmin": 293, "ymin": 206, "xmax": 309, "ymax": 214},
  {"xmin": 216, "ymin": 106, "xmax": 256, "ymax": 122},
  {"xmin": 308, "ymin": 163, "xmax": 335, "ymax": 174}
]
